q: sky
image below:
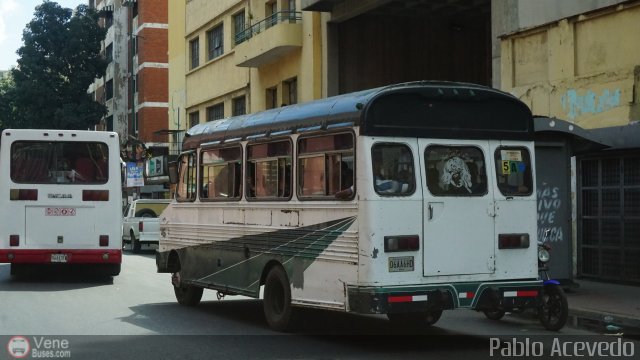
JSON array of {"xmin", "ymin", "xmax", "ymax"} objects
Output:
[{"xmin": 0, "ymin": 0, "xmax": 84, "ymax": 70}]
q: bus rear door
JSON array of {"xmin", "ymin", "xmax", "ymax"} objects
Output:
[{"xmin": 419, "ymin": 140, "xmax": 496, "ymax": 277}]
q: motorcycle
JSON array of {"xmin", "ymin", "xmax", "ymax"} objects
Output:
[
  {"xmin": 482, "ymin": 229, "xmax": 568, "ymax": 331},
  {"xmin": 537, "ymin": 229, "xmax": 569, "ymax": 331}
]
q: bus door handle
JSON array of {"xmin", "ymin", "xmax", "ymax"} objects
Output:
[{"xmin": 427, "ymin": 202, "xmax": 442, "ymax": 221}]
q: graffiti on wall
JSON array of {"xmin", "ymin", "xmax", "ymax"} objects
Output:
[
  {"xmin": 537, "ymin": 186, "xmax": 563, "ymax": 242},
  {"xmin": 561, "ymin": 88, "xmax": 621, "ymax": 120}
]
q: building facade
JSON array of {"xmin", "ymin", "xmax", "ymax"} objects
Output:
[
  {"xmin": 168, "ymin": 0, "xmax": 639, "ymax": 284},
  {"xmin": 89, "ymin": 0, "xmax": 170, "ymax": 199},
  {"xmin": 497, "ymin": 0, "xmax": 640, "ymax": 284}
]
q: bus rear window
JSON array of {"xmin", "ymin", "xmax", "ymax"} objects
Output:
[
  {"xmin": 10, "ymin": 141, "xmax": 109, "ymax": 184},
  {"xmin": 372, "ymin": 144, "xmax": 415, "ymax": 196},
  {"xmin": 425, "ymin": 146, "xmax": 487, "ymax": 196},
  {"xmin": 494, "ymin": 147, "xmax": 533, "ymax": 196}
]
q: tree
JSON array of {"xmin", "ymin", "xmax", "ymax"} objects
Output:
[
  {"xmin": 10, "ymin": 1, "xmax": 107, "ymax": 130},
  {"xmin": 0, "ymin": 74, "xmax": 18, "ymax": 131}
]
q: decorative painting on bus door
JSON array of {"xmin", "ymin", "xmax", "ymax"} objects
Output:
[{"xmin": 419, "ymin": 140, "xmax": 496, "ymax": 276}]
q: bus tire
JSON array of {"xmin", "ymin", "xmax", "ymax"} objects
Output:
[
  {"xmin": 10, "ymin": 263, "xmax": 24, "ymax": 276},
  {"xmin": 173, "ymin": 272, "xmax": 203, "ymax": 306},
  {"xmin": 263, "ymin": 266, "xmax": 293, "ymax": 332},
  {"xmin": 103, "ymin": 264, "xmax": 121, "ymax": 277},
  {"xmin": 483, "ymin": 309, "xmax": 506, "ymax": 320},
  {"xmin": 387, "ymin": 309, "xmax": 443, "ymax": 327},
  {"xmin": 131, "ymin": 230, "xmax": 141, "ymax": 253}
]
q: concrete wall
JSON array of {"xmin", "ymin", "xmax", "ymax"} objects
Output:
[
  {"xmin": 500, "ymin": 2, "xmax": 640, "ymax": 129},
  {"xmin": 491, "ymin": 0, "xmax": 628, "ymax": 87}
]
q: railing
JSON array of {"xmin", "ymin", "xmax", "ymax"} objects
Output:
[{"xmin": 235, "ymin": 11, "xmax": 302, "ymax": 45}]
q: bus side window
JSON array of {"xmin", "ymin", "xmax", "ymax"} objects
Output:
[
  {"xmin": 200, "ymin": 146, "xmax": 242, "ymax": 201},
  {"xmin": 247, "ymin": 140, "xmax": 292, "ymax": 200},
  {"xmin": 176, "ymin": 154, "xmax": 196, "ymax": 201},
  {"xmin": 298, "ymin": 133, "xmax": 354, "ymax": 199}
]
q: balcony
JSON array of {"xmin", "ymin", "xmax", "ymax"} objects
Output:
[{"xmin": 234, "ymin": 11, "xmax": 303, "ymax": 68}]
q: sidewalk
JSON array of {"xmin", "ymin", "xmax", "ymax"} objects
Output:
[{"xmin": 565, "ymin": 279, "xmax": 640, "ymax": 334}]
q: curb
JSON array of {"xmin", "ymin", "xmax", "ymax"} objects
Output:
[{"xmin": 569, "ymin": 307, "xmax": 640, "ymax": 335}]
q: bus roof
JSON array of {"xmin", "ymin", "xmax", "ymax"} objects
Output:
[{"xmin": 183, "ymin": 81, "xmax": 533, "ymax": 150}]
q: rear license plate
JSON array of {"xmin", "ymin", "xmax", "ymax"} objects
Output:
[
  {"xmin": 51, "ymin": 254, "xmax": 68, "ymax": 263},
  {"xmin": 389, "ymin": 256, "xmax": 414, "ymax": 272},
  {"xmin": 46, "ymin": 208, "xmax": 77, "ymax": 216}
]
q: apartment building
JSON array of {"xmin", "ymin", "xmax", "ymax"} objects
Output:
[
  {"xmin": 90, "ymin": 0, "xmax": 168, "ymax": 142},
  {"xmin": 172, "ymin": 0, "xmax": 321, "ymax": 132},
  {"xmin": 169, "ymin": 0, "xmax": 492, "ymax": 129},
  {"xmin": 89, "ymin": 0, "xmax": 169, "ymax": 198}
]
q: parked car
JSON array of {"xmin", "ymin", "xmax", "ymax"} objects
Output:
[{"xmin": 122, "ymin": 199, "xmax": 170, "ymax": 253}]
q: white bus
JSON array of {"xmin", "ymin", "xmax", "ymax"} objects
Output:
[
  {"xmin": 156, "ymin": 81, "xmax": 557, "ymax": 331},
  {"xmin": 0, "ymin": 129, "xmax": 122, "ymax": 276}
]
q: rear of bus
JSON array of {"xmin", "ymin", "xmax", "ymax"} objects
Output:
[
  {"xmin": 0, "ymin": 129, "xmax": 122, "ymax": 276},
  {"xmin": 349, "ymin": 83, "xmax": 542, "ymax": 322}
]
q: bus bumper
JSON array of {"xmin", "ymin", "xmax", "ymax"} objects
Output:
[
  {"xmin": 0, "ymin": 249, "xmax": 122, "ymax": 264},
  {"xmin": 347, "ymin": 280, "xmax": 543, "ymax": 314}
]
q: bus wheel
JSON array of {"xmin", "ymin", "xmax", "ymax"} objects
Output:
[
  {"xmin": 387, "ymin": 309, "xmax": 443, "ymax": 327},
  {"xmin": 173, "ymin": 272, "xmax": 203, "ymax": 306},
  {"xmin": 131, "ymin": 231, "xmax": 141, "ymax": 253},
  {"xmin": 539, "ymin": 284, "xmax": 568, "ymax": 331},
  {"xmin": 103, "ymin": 264, "xmax": 121, "ymax": 277},
  {"xmin": 263, "ymin": 266, "xmax": 293, "ymax": 332},
  {"xmin": 483, "ymin": 309, "xmax": 505, "ymax": 320},
  {"xmin": 10, "ymin": 263, "xmax": 24, "ymax": 276}
]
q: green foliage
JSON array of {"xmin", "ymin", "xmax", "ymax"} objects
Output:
[
  {"xmin": 0, "ymin": 74, "xmax": 17, "ymax": 131},
  {"xmin": 9, "ymin": 1, "xmax": 108, "ymax": 130}
]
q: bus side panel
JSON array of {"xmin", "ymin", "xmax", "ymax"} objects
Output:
[
  {"xmin": 163, "ymin": 204, "xmax": 359, "ymax": 306},
  {"xmin": 357, "ymin": 199, "xmax": 424, "ymax": 286},
  {"xmin": 493, "ymin": 199, "xmax": 538, "ymax": 279}
]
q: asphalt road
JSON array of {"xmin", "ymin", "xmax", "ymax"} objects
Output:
[{"xmin": 0, "ymin": 249, "xmax": 636, "ymax": 360}]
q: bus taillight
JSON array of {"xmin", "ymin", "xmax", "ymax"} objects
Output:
[
  {"xmin": 99, "ymin": 235, "xmax": 109, "ymax": 247},
  {"xmin": 83, "ymin": 190, "xmax": 109, "ymax": 201},
  {"xmin": 10, "ymin": 235, "xmax": 19, "ymax": 246},
  {"xmin": 498, "ymin": 234, "xmax": 530, "ymax": 249},
  {"xmin": 10, "ymin": 189, "xmax": 38, "ymax": 201},
  {"xmin": 384, "ymin": 235, "xmax": 420, "ymax": 252}
]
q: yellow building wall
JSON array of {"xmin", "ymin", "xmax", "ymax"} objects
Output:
[
  {"xmin": 181, "ymin": 0, "xmax": 322, "ymax": 124},
  {"xmin": 185, "ymin": 0, "xmax": 249, "ymax": 123},
  {"xmin": 501, "ymin": 3, "xmax": 640, "ymax": 129}
]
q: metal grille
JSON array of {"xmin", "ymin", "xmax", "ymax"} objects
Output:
[{"xmin": 578, "ymin": 154, "xmax": 640, "ymax": 284}]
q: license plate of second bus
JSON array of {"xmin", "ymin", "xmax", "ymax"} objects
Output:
[
  {"xmin": 50, "ymin": 254, "xmax": 68, "ymax": 263},
  {"xmin": 388, "ymin": 256, "xmax": 414, "ymax": 272}
]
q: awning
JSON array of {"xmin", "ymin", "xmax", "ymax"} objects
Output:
[
  {"xmin": 589, "ymin": 122, "xmax": 640, "ymax": 150},
  {"xmin": 534, "ymin": 116, "xmax": 611, "ymax": 155}
]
